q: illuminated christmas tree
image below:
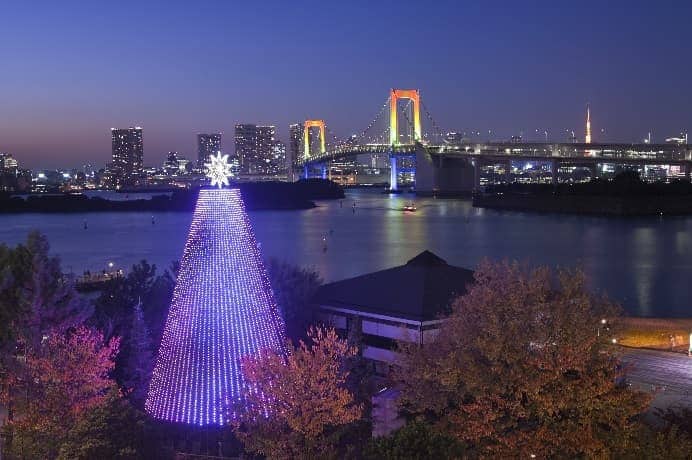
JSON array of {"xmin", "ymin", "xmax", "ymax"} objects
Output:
[{"xmin": 145, "ymin": 153, "xmax": 286, "ymax": 426}]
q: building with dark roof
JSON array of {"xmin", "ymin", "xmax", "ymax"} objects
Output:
[{"xmin": 314, "ymin": 250, "xmax": 474, "ymax": 372}]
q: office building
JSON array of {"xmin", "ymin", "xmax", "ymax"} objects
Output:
[
  {"xmin": 111, "ymin": 127, "xmax": 143, "ymax": 186},
  {"xmin": 197, "ymin": 133, "xmax": 222, "ymax": 168}
]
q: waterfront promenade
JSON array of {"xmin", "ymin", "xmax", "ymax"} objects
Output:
[{"xmin": 620, "ymin": 347, "xmax": 692, "ymax": 411}]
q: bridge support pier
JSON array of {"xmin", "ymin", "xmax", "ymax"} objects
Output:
[
  {"xmin": 551, "ymin": 159, "xmax": 559, "ymax": 185},
  {"xmin": 303, "ymin": 165, "xmax": 309, "ymax": 180},
  {"xmin": 473, "ymin": 160, "xmax": 481, "ymax": 192},
  {"xmin": 321, "ymin": 164, "xmax": 328, "ymax": 180},
  {"xmin": 590, "ymin": 163, "xmax": 599, "ymax": 180},
  {"xmin": 390, "ymin": 155, "xmax": 398, "ymax": 191}
]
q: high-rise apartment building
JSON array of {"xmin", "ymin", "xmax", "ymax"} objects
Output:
[
  {"xmin": 234, "ymin": 124, "xmax": 285, "ymax": 176},
  {"xmin": 288, "ymin": 123, "xmax": 304, "ymax": 180},
  {"xmin": 256, "ymin": 125, "xmax": 276, "ymax": 174},
  {"xmin": 111, "ymin": 127, "xmax": 143, "ymax": 186},
  {"xmin": 197, "ymin": 133, "xmax": 222, "ymax": 168},
  {"xmin": 270, "ymin": 140, "xmax": 286, "ymax": 176},
  {"xmin": 234, "ymin": 124, "xmax": 258, "ymax": 175}
]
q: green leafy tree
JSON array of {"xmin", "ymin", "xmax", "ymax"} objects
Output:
[
  {"xmin": 265, "ymin": 259, "xmax": 322, "ymax": 342},
  {"xmin": 92, "ymin": 260, "xmax": 174, "ymax": 393},
  {"xmin": 57, "ymin": 389, "xmax": 160, "ymax": 460},
  {"xmin": 612, "ymin": 424, "xmax": 692, "ymax": 459},
  {"xmin": 0, "ymin": 232, "xmax": 89, "ymax": 353},
  {"xmin": 395, "ymin": 260, "xmax": 651, "ymax": 458},
  {"xmin": 92, "ymin": 260, "xmax": 157, "ymax": 341},
  {"xmin": 364, "ymin": 421, "xmax": 467, "ymax": 460},
  {"xmin": 121, "ymin": 300, "xmax": 154, "ymax": 408}
]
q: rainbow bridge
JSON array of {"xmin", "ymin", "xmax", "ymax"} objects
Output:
[{"xmin": 298, "ymin": 89, "xmax": 692, "ymax": 194}]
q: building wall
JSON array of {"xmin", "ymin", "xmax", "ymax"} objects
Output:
[{"xmin": 318, "ymin": 306, "xmax": 442, "ymax": 367}]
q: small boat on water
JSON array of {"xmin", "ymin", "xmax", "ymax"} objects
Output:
[{"xmin": 402, "ymin": 203, "xmax": 417, "ymax": 212}]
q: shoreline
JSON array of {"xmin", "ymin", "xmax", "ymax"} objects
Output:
[
  {"xmin": 473, "ymin": 193, "xmax": 692, "ymax": 217},
  {"xmin": 0, "ymin": 180, "xmax": 345, "ymax": 214},
  {"xmin": 620, "ymin": 317, "xmax": 692, "ymax": 351}
]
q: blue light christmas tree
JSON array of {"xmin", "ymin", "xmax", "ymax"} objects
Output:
[{"xmin": 145, "ymin": 153, "xmax": 286, "ymax": 426}]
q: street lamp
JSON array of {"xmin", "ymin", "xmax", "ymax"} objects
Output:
[{"xmin": 598, "ymin": 318, "xmax": 607, "ymax": 337}]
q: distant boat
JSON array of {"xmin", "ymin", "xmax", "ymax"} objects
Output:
[{"xmin": 402, "ymin": 203, "xmax": 417, "ymax": 212}]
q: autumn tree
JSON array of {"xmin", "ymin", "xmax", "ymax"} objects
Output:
[
  {"xmin": 1, "ymin": 326, "xmax": 120, "ymax": 459},
  {"xmin": 395, "ymin": 260, "xmax": 651, "ymax": 458},
  {"xmin": 265, "ymin": 258, "xmax": 322, "ymax": 342},
  {"xmin": 233, "ymin": 327, "xmax": 362, "ymax": 459}
]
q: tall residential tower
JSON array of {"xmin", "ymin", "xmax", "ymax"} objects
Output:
[
  {"xmin": 197, "ymin": 133, "xmax": 222, "ymax": 169},
  {"xmin": 585, "ymin": 105, "xmax": 592, "ymax": 144},
  {"xmin": 111, "ymin": 127, "xmax": 143, "ymax": 186},
  {"xmin": 234, "ymin": 124, "xmax": 284, "ymax": 176}
]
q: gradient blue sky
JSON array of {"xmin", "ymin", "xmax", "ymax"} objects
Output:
[{"xmin": 1, "ymin": 0, "xmax": 691, "ymax": 168}]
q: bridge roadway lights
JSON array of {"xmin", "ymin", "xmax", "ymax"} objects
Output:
[{"xmin": 390, "ymin": 155, "xmax": 398, "ymax": 192}]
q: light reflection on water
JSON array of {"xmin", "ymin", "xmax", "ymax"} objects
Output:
[{"xmin": 0, "ymin": 189, "xmax": 691, "ymax": 318}]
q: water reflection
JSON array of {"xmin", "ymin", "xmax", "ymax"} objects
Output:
[{"xmin": 0, "ymin": 189, "xmax": 691, "ymax": 317}]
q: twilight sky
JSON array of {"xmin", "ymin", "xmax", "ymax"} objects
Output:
[{"xmin": 1, "ymin": 0, "xmax": 691, "ymax": 168}]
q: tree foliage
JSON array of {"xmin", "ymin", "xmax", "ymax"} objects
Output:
[
  {"xmin": 233, "ymin": 327, "xmax": 362, "ymax": 459},
  {"xmin": 121, "ymin": 300, "xmax": 154, "ymax": 408},
  {"xmin": 265, "ymin": 259, "xmax": 322, "ymax": 342},
  {"xmin": 395, "ymin": 260, "xmax": 651, "ymax": 458},
  {"xmin": 57, "ymin": 389, "xmax": 158, "ymax": 460},
  {"xmin": 1, "ymin": 326, "xmax": 120, "ymax": 459},
  {"xmin": 92, "ymin": 259, "xmax": 174, "ymax": 392},
  {"xmin": 0, "ymin": 231, "xmax": 89, "ymax": 353},
  {"xmin": 364, "ymin": 420, "xmax": 466, "ymax": 460}
]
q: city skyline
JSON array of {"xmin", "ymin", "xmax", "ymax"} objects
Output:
[{"xmin": 2, "ymin": 0, "xmax": 692, "ymax": 168}]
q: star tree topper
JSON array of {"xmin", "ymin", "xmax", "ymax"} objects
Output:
[{"xmin": 205, "ymin": 152, "xmax": 233, "ymax": 188}]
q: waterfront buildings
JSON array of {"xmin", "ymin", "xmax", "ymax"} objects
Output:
[
  {"xmin": 234, "ymin": 124, "xmax": 258, "ymax": 175},
  {"xmin": 234, "ymin": 123, "xmax": 285, "ymax": 178},
  {"xmin": 110, "ymin": 127, "xmax": 144, "ymax": 187},
  {"xmin": 0, "ymin": 153, "xmax": 18, "ymax": 172},
  {"xmin": 197, "ymin": 133, "xmax": 222, "ymax": 168},
  {"xmin": 314, "ymin": 250, "xmax": 474, "ymax": 374},
  {"xmin": 163, "ymin": 152, "xmax": 191, "ymax": 176},
  {"xmin": 288, "ymin": 123, "xmax": 303, "ymax": 181}
]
